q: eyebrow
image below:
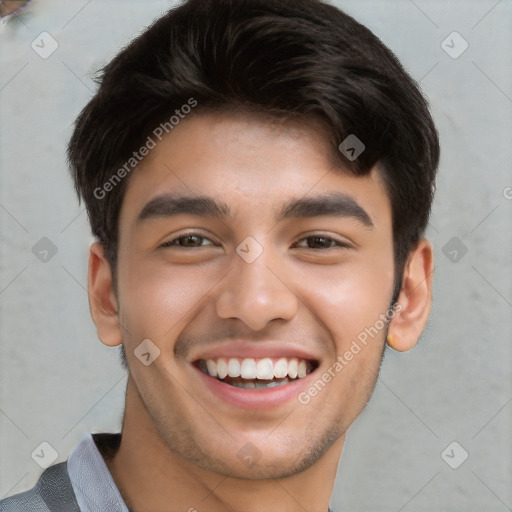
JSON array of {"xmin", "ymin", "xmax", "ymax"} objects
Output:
[
  {"xmin": 137, "ymin": 195, "xmax": 230, "ymax": 223},
  {"xmin": 279, "ymin": 193, "xmax": 374, "ymax": 228},
  {"xmin": 137, "ymin": 192, "xmax": 374, "ymax": 228}
]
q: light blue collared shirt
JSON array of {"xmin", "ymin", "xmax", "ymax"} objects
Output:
[{"xmin": 67, "ymin": 434, "xmax": 129, "ymax": 512}]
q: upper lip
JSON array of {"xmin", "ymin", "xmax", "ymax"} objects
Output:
[{"xmin": 187, "ymin": 340, "xmax": 321, "ymax": 363}]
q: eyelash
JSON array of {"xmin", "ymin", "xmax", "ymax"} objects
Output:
[
  {"xmin": 292, "ymin": 236, "xmax": 351, "ymax": 250},
  {"xmin": 160, "ymin": 232, "xmax": 350, "ymax": 250},
  {"xmin": 160, "ymin": 233, "xmax": 218, "ymax": 248}
]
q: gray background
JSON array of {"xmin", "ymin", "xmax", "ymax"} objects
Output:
[{"xmin": 1, "ymin": 1, "xmax": 511, "ymax": 511}]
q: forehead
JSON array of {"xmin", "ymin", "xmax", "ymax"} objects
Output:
[{"xmin": 118, "ymin": 112, "xmax": 390, "ymax": 227}]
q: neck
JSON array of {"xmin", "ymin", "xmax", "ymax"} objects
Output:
[{"xmin": 105, "ymin": 378, "xmax": 343, "ymax": 512}]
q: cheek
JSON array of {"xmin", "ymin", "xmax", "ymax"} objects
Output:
[
  {"xmin": 298, "ymin": 256, "xmax": 394, "ymax": 348},
  {"xmin": 117, "ymin": 258, "xmax": 223, "ymax": 340}
]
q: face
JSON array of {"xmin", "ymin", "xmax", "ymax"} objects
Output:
[{"xmin": 112, "ymin": 112, "xmax": 396, "ymax": 478}]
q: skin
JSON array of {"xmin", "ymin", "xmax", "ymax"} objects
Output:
[{"xmin": 88, "ymin": 112, "xmax": 434, "ymax": 512}]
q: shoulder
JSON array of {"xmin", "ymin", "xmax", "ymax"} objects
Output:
[
  {"xmin": 0, "ymin": 462, "xmax": 80, "ymax": 512},
  {"xmin": 0, "ymin": 485, "xmax": 50, "ymax": 512}
]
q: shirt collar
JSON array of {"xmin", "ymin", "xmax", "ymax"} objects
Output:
[{"xmin": 67, "ymin": 433, "xmax": 129, "ymax": 512}]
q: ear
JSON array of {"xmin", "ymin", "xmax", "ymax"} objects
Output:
[
  {"xmin": 387, "ymin": 238, "xmax": 434, "ymax": 352},
  {"xmin": 88, "ymin": 242, "xmax": 123, "ymax": 347}
]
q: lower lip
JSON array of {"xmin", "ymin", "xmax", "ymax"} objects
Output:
[{"xmin": 193, "ymin": 365, "xmax": 315, "ymax": 410}]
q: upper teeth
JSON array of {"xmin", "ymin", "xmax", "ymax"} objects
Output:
[{"xmin": 203, "ymin": 357, "xmax": 310, "ymax": 380}]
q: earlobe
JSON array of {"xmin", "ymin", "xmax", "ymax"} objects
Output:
[
  {"xmin": 387, "ymin": 238, "xmax": 434, "ymax": 352},
  {"xmin": 88, "ymin": 242, "xmax": 123, "ymax": 347}
]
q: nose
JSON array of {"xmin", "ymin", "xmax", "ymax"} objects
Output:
[{"xmin": 214, "ymin": 245, "xmax": 299, "ymax": 331}]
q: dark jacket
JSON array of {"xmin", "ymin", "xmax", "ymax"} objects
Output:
[{"xmin": 0, "ymin": 462, "xmax": 80, "ymax": 512}]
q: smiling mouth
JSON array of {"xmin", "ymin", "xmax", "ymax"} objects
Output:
[{"xmin": 195, "ymin": 357, "xmax": 318, "ymax": 389}]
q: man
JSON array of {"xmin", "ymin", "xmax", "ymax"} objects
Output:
[{"xmin": 0, "ymin": 0, "xmax": 439, "ymax": 510}]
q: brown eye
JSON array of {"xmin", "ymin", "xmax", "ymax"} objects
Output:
[
  {"xmin": 160, "ymin": 233, "xmax": 215, "ymax": 248},
  {"xmin": 177, "ymin": 235, "xmax": 204, "ymax": 247},
  {"xmin": 305, "ymin": 236, "xmax": 336, "ymax": 249},
  {"xmin": 294, "ymin": 236, "xmax": 349, "ymax": 250}
]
